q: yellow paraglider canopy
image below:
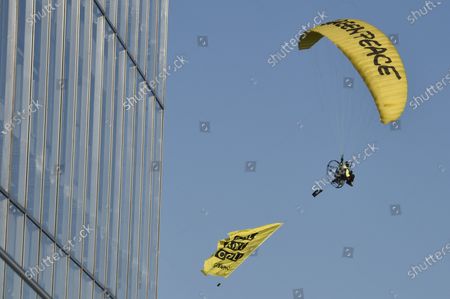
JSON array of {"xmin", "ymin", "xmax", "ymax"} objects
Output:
[{"xmin": 299, "ymin": 19, "xmax": 408, "ymax": 124}]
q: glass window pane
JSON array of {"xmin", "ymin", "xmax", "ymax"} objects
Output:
[
  {"xmin": 106, "ymin": 46, "xmax": 126, "ymax": 294},
  {"xmin": 81, "ymin": 272, "xmax": 94, "ymax": 299},
  {"xmin": 10, "ymin": 0, "xmax": 34, "ymax": 206},
  {"xmin": 146, "ymin": 0, "xmax": 158, "ymax": 84},
  {"xmin": 22, "ymin": 284, "xmax": 38, "ymax": 299},
  {"xmin": 3, "ymin": 265, "xmax": 21, "ymax": 298},
  {"xmin": 117, "ymin": 0, "xmax": 128, "ymax": 40},
  {"xmin": 23, "ymin": 219, "xmax": 40, "ymax": 299},
  {"xmin": 0, "ymin": 192, "xmax": 7, "ymax": 251},
  {"xmin": 67, "ymin": 260, "xmax": 81, "ymax": 298},
  {"xmin": 56, "ymin": 0, "xmax": 78, "ymax": 247},
  {"xmin": 127, "ymin": 0, "xmax": 139, "ymax": 58},
  {"xmin": 72, "ymin": 0, "xmax": 92, "ymax": 261},
  {"xmin": 138, "ymin": 93, "xmax": 155, "ymax": 298},
  {"xmin": 52, "ymin": 254, "xmax": 68, "ymax": 299},
  {"xmin": 4, "ymin": 203, "xmax": 24, "ymax": 297},
  {"xmin": 6, "ymin": 203, "xmax": 24, "ymax": 261},
  {"xmin": 42, "ymin": 0, "xmax": 65, "ymax": 235},
  {"xmin": 83, "ymin": 8, "xmax": 104, "ymax": 273},
  {"xmin": 38, "ymin": 234, "xmax": 55, "ymax": 294},
  {"xmin": 27, "ymin": 0, "xmax": 50, "ymax": 222},
  {"xmin": 138, "ymin": 0, "xmax": 150, "ymax": 72},
  {"xmin": 127, "ymin": 79, "xmax": 146, "ymax": 299},
  {"xmin": 0, "ymin": 0, "xmax": 9, "ymax": 154},
  {"xmin": 149, "ymin": 101, "xmax": 163, "ymax": 298},
  {"xmin": 0, "ymin": 194, "xmax": 7, "ymax": 290},
  {"xmin": 95, "ymin": 284, "xmax": 105, "ymax": 299},
  {"xmin": 0, "ymin": 0, "xmax": 17, "ymax": 189},
  {"xmin": 156, "ymin": 0, "xmax": 169, "ymax": 100},
  {"xmin": 0, "ymin": 259, "xmax": 3, "ymax": 298},
  {"xmin": 94, "ymin": 26, "xmax": 115, "ymax": 284},
  {"xmin": 106, "ymin": 0, "xmax": 118, "ymax": 27},
  {"xmin": 116, "ymin": 62, "xmax": 136, "ymax": 299}
]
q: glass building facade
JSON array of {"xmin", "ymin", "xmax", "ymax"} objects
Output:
[{"xmin": 0, "ymin": 0, "xmax": 168, "ymax": 298}]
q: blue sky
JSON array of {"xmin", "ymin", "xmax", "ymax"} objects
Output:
[{"xmin": 159, "ymin": 0, "xmax": 450, "ymax": 298}]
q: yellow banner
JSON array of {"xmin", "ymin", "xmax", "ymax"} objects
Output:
[{"xmin": 201, "ymin": 223, "xmax": 283, "ymax": 278}]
